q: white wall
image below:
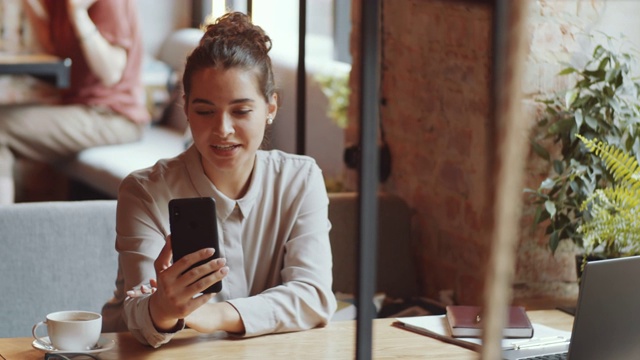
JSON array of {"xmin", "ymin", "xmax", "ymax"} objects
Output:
[
  {"xmin": 135, "ymin": 0, "xmax": 192, "ymax": 57},
  {"xmin": 590, "ymin": 1, "xmax": 640, "ymax": 50}
]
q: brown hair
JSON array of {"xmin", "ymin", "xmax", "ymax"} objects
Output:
[{"xmin": 182, "ymin": 12, "xmax": 276, "ymax": 103}]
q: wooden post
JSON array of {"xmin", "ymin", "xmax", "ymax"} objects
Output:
[{"xmin": 481, "ymin": 0, "xmax": 531, "ymax": 359}]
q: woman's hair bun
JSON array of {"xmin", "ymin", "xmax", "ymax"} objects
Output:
[
  {"xmin": 201, "ymin": 12, "xmax": 272, "ymax": 55},
  {"xmin": 183, "ymin": 11, "xmax": 277, "ymax": 103}
]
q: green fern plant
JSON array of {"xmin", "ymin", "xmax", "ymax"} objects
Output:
[{"xmin": 577, "ymin": 134, "xmax": 640, "ymax": 258}]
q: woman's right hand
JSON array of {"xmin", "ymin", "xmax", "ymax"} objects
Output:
[{"xmin": 148, "ymin": 235, "xmax": 228, "ymax": 332}]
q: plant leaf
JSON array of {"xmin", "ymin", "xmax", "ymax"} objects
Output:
[
  {"xmin": 558, "ymin": 67, "xmax": 576, "ymax": 75},
  {"xmin": 531, "ymin": 141, "xmax": 551, "ymax": 161},
  {"xmin": 549, "ymin": 230, "xmax": 560, "ymax": 254},
  {"xmin": 553, "ymin": 160, "xmax": 564, "ymax": 175},
  {"xmin": 549, "ymin": 118, "xmax": 574, "ymax": 135},
  {"xmin": 565, "ymin": 89, "xmax": 578, "ymax": 108},
  {"xmin": 575, "ymin": 108, "xmax": 584, "ymax": 129},
  {"xmin": 545, "ymin": 201, "xmax": 557, "ymax": 218},
  {"xmin": 584, "ymin": 115, "xmax": 598, "ymax": 130},
  {"xmin": 541, "ymin": 178, "xmax": 556, "ymax": 190}
]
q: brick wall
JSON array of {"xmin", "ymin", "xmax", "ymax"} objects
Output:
[
  {"xmin": 380, "ymin": 0, "xmax": 494, "ymax": 305},
  {"xmin": 348, "ymin": 0, "xmax": 494, "ymax": 304},
  {"xmin": 347, "ymin": 0, "xmax": 636, "ymax": 306}
]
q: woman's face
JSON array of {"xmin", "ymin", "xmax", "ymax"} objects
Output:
[{"xmin": 184, "ymin": 66, "xmax": 277, "ymax": 185}]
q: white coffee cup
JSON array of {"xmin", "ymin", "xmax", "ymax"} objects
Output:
[{"xmin": 32, "ymin": 310, "xmax": 102, "ymax": 351}]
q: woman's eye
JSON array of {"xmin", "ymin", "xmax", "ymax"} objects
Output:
[
  {"xmin": 234, "ymin": 109, "xmax": 252, "ymax": 115},
  {"xmin": 195, "ymin": 110, "xmax": 214, "ymax": 115}
]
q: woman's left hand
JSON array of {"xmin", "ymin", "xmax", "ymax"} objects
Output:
[
  {"xmin": 126, "ymin": 279, "xmax": 158, "ymax": 298},
  {"xmin": 185, "ymin": 301, "xmax": 245, "ymax": 334}
]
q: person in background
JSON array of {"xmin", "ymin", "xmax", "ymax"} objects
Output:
[
  {"xmin": 101, "ymin": 12, "xmax": 336, "ymax": 347},
  {"xmin": 0, "ymin": 0, "xmax": 149, "ymax": 204}
]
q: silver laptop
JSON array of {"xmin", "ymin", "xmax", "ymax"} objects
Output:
[{"xmin": 502, "ymin": 255, "xmax": 640, "ymax": 360}]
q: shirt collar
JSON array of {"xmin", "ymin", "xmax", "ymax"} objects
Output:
[{"xmin": 185, "ymin": 146, "xmax": 261, "ymax": 221}]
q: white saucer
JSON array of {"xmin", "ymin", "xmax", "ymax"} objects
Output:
[{"xmin": 32, "ymin": 336, "xmax": 115, "ymax": 354}]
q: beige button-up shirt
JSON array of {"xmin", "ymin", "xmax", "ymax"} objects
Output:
[{"xmin": 102, "ymin": 146, "xmax": 336, "ymax": 347}]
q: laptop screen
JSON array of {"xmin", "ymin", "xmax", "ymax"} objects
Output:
[
  {"xmin": 502, "ymin": 255, "xmax": 640, "ymax": 360},
  {"xmin": 567, "ymin": 256, "xmax": 640, "ymax": 359}
]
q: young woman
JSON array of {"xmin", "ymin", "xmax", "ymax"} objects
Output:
[{"xmin": 101, "ymin": 12, "xmax": 336, "ymax": 347}]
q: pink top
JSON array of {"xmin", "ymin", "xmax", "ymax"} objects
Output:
[{"xmin": 44, "ymin": 0, "xmax": 150, "ymax": 124}]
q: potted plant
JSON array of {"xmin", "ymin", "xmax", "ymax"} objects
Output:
[{"xmin": 527, "ymin": 38, "xmax": 640, "ymax": 255}]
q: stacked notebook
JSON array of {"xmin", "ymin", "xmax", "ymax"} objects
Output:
[{"xmin": 445, "ymin": 305, "xmax": 534, "ymax": 338}]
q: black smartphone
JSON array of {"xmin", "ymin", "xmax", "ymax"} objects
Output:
[{"xmin": 168, "ymin": 197, "xmax": 222, "ymax": 294}]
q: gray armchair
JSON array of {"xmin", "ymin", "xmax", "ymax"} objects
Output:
[{"xmin": 0, "ymin": 200, "xmax": 118, "ymax": 338}]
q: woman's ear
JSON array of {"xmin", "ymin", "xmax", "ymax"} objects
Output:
[
  {"xmin": 182, "ymin": 94, "xmax": 189, "ymax": 118},
  {"xmin": 268, "ymin": 93, "xmax": 278, "ymax": 119}
]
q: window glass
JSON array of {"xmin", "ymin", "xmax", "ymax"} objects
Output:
[{"xmin": 207, "ymin": 0, "xmax": 350, "ymax": 63}]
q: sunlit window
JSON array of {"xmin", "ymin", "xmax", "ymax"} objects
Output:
[
  {"xmin": 195, "ymin": 0, "xmax": 350, "ymax": 63},
  {"xmin": 210, "ymin": 0, "xmax": 227, "ymax": 19}
]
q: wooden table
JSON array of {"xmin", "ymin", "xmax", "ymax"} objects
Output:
[
  {"xmin": 0, "ymin": 310, "xmax": 574, "ymax": 359},
  {"xmin": 0, "ymin": 53, "xmax": 71, "ymax": 88}
]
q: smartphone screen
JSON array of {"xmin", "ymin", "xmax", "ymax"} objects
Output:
[{"xmin": 168, "ymin": 197, "xmax": 222, "ymax": 294}]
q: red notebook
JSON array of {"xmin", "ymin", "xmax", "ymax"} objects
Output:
[{"xmin": 445, "ymin": 305, "xmax": 533, "ymax": 338}]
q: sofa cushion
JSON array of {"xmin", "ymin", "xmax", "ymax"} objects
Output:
[{"xmin": 61, "ymin": 125, "xmax": 186, "ymax": 198}]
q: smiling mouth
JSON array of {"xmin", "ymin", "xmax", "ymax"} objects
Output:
[{"xmin": 212, "ymin": 144, "xmax": 240, "ymax": 150}]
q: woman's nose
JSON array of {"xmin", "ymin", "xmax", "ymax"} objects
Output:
[{"xmin": 213, "ymin": 113, "xmax": 234, "ymax": 138}]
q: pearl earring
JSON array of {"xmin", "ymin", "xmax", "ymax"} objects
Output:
[{"xmin": 267, "ymin": 115, "xmax": 274, "ymax": 125}]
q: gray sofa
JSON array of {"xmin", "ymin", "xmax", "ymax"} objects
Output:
[{"xmin": 0, "ymin": 193, "xmax": 417, "ymax": 338}]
